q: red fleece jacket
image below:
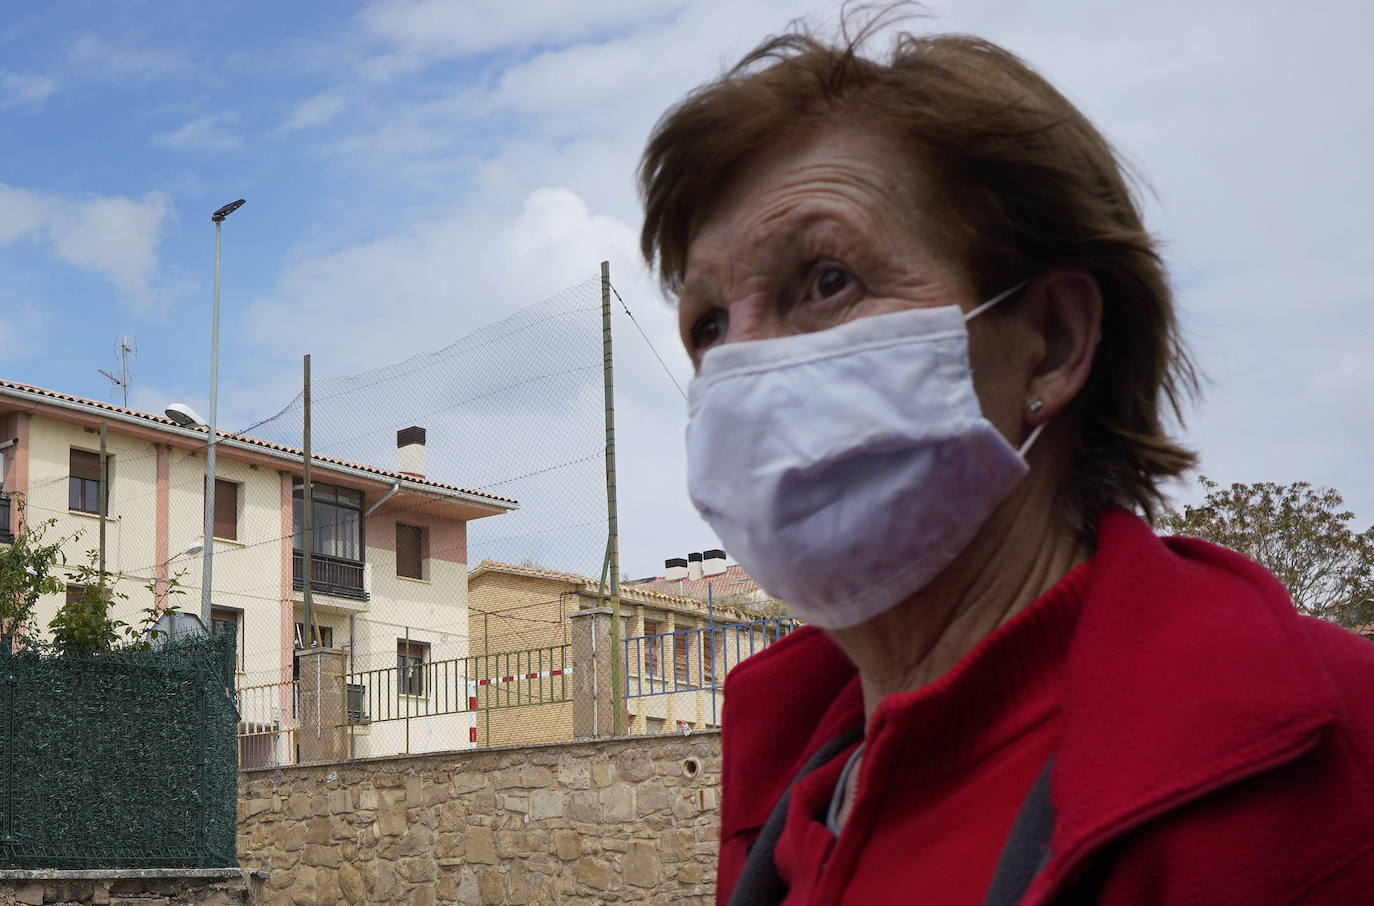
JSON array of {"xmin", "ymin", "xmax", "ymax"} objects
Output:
[{"xmin": 717, "ymin": 509, "xmax": 1374, "ymax": 905}]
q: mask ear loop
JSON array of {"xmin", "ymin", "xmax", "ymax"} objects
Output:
[
  {"xmin": 963, "ymin": 279, "xmax": 1031, "ymax": 322},
  {"xmin": 1017, "ymin": 421, "xmax": 1046, "ymax": 457}
]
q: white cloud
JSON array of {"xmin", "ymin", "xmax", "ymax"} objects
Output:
[
  {"xmin": 0, "ymin": 184, "xmax": 48, "ymax": 242},
  {"xmin": 227, "ymin": 0, "xmax": 1374, "ymax": 557},
  {"xmin": 281, "ymin": 90, "xmax": 347, "ymax": 131},
  {"xmin": 356, "ymin": 0, "xmax": 678, "ymax": 79},
  {"xmin": 246, "ymin": 187, "xmax": 638, "ymax": 367},
  {"xmin": 0, "ymin": 182, "xmax": 174, "ymax": 308},
  {"xmin": 0, "ymin": 72, "xmax": 58, "ymax": 110},
  {"xmin": 238, "ymin": 184, "xmax": 714, "ymax": 573},
  {"xmin": 152, "ymin": 115, "xmax": 242, "ymax": 153},
  {"xmin": 68, "ymin": 33, "xmax": 192, "ymax": 81}
]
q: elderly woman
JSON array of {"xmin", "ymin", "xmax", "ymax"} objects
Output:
[{"xmin": 638, "ymin": 21, "xmax": 1374, "ymax": 906}]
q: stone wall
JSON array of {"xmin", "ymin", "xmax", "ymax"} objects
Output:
[
  {"xmin": 237, "ymin": 732, "xmax": 721, "ymax": 905},
  {"xmin": 0, "ymin": 869, "xmax": 263, "ymax": 906}
]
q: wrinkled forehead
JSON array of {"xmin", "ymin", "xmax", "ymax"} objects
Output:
[{"xmin": 680, "ymin": 127, "xmax": 949, "ymax": 300}]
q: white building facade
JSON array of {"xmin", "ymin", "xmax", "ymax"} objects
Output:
[{"xmin": 0, "ymin": 379, "xmax": 514, "ymax": 761}]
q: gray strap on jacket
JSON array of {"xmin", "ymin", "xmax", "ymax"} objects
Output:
[
  {"xmin": 982, "ymin": 758, "xmax": 1056, "ymax": 906},
  {"xmin": 726, "ymin": 727, "xmax": 864, "ymax": 906}
]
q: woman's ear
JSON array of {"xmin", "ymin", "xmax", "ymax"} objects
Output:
[{"xmin": 1024, "ymin": 269, "xmax": 1102, "ymax": 423}]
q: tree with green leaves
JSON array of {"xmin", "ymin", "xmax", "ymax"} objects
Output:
[
  {"xmin": 0, "ymin": 504, "xmax": 71, "ymax": 644},
  {"xmin": 48, "ymin": 549, "xmax": 186, "ymax": 656},
  {"xmin": 0, "ymin": 500, "xmax": 182, "ymax": 654},
  {"xmin": 1159, "ymin": 477, "xmax": 1374, "ymax": 631}
]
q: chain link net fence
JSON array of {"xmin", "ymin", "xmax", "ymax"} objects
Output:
[
  {"xmin": 10, "ymin": 276, "xmax": 612, "ymax": 762},
  {"xmin": 0, "ymin": 630, "xmax": 238, "ymax": 868}
]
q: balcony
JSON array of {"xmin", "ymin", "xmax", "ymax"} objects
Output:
[
  {"xmin": 0, "ymin": 494, "xmax": 11, "ymax": 544},
  {"xmin": 292, "ymin": 550, "xmax": 369, "ymax": 602}
]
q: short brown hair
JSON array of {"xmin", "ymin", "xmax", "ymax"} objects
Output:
[{"xmin": 639, "ymin": 19, "xmax": 1196, "ymax": 523}]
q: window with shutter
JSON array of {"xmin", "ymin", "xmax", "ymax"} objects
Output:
[
  {"xmin": 397, "ymin": 639, "xmax": 430, "ymax": 696},
  {"xmin": 674, "ymin": 631, "xmax": 690, "ymax": 683},
  {"xmin": 214, "ymin": 480, "xmax": 238, "ymax": 541},
  {"xmin": 68, "ymin": 449, "xmax": 105, "ymax": 514},
  {"xmin": 643, "ymin": 620, "xmax": 661, "ymax": 677},
  {"xmin": 396, "ymin": 523, "xmax": 424, "ymax": 579}
]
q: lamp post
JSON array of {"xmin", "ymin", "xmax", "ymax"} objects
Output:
[{"xmin": 204, "ymin": 198, "xmax": 245, "ymax": 626}]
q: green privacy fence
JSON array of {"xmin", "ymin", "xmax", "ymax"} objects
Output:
[{"xmin": 0, "ymin": 630, "xmax": 238, "ymax": 869}]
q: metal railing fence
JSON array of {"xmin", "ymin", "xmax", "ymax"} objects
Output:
[
  {"xmin": 347, "ymin": 644, "xmax": 570, "ymax": 723},
  {"xmin": 235, "ymin": 679, "xmax": 298, "ymax": 770},
  {"xmin": 234, "ymin": 642, "xmax": 573, "ymax": 766},
  {"xmin": 624, "ymin": 616, "xmax": 801, "ymax": 698}
]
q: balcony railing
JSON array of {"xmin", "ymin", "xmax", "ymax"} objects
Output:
[
  {"xmin": 292, "ymin": 550, "xmax": 369, "ymax": 601},
  {"xmin": 0, "ymin": 494, "xmax": 12, "ymax": 544}
]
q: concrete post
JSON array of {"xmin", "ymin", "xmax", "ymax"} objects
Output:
[
  {"xmin": 570, "ymin": 608, "xmax": 616, "ymax": 739},
  {"xmin": 295, "ymin": 647, "xmax": 348, "ymax": 762}
]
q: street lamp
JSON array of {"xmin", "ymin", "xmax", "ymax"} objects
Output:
[
  {"xmin": 164, "ymin": 403, "xmax": 206, "ymax": 428},
  {"xmin": 203, "ymin": 198, "xmax": 245, "ymax": 627}
]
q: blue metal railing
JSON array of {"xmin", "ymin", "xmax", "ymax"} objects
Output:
[{"xmin": 622, "ymin": 616, "xmax": 801, "ymax": 704}]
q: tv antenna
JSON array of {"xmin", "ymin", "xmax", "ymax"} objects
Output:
[{"xmin": 99, "ymin": 334, "xmax": 137, "ymax": 407}]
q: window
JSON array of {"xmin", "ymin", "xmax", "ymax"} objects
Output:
[
  {"xmin": 213, "ymin": 480, "xmax": 238, "ymax": 541},
  {"xmin": 643, "ymin": 620, "xmax": 661, "ymax": 677},
  {"xmin": 212, "ymin": 607, "xmax": 243, "ymax": 670},
  {"xmin": 292, "ymin": 481, "xmax": 367, "ymax": 600},
  {"xmin": 397, "ymin": 639, "xmax": 429, "ymax": 696},
  {"xmin": 703, "ymin": 630, "xmax": 725, "ymax": 687},
  {"xmin": 64, "ymin": 583, "xmax": 110, "ymax": 606},
  {"xmin": 293, "ymin": 622, "xmax": 334, "ymax": 649},
  {"xmin": 347, "ymin": 683, "xmax": 369, "ymax": 724},
  {"xmin": 0, "ymin": 491, "xmax": 12, "ymax": 545},
  {"xmin": 68, "ymin": 449, "xmax": 107, "ymax": 514},
  {"xmin": 646, "ymin": 717, "xmax": 665, "ymax": 735},
  {"xmin": 293, "ymin": 481, "xmax": 363, "ymax": 561},
  {"xmin": 674, "ymin": 630, "xmax": 690, "ymax": 683},
  {"xmin": 395, "ymin": 523, "xmax": 425, "ymax": 580}
]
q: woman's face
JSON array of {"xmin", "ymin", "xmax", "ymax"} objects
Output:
[{"xmin": 678, "ymin": 127, "xmax": 1035, "ymax": 443}]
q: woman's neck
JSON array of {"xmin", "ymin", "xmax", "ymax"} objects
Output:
[{"xmin": 827, "ymin": 479, "xmax": 1089, "ymax": 726}]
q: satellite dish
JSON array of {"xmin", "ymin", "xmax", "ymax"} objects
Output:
[{"xmin": 148, "ymin": 610, "xmax": 207, "ymax": 642}]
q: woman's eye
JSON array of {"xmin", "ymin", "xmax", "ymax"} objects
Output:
[
  {"xmin": 809, "ymin": 266, "xmax": 855, "ymax": 300},
  {"xmin": 690, "ymin": 310, "xmax": 728, "ymax": 350}
]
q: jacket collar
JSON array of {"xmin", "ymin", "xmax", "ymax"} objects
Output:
[
  {"xmin": 1028, "ymin": 509, "xmax": 1341, "ymax": 902},
  {"xmin": 719, "ymin": 509, "xmax": 1342, "ymax": 897}
]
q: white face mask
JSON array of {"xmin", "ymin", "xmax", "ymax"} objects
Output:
[{"xmin": 685, "ymin": 284, "xmax": 1040, "ymax": 631}]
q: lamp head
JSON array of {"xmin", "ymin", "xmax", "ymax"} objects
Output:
[
  {"xmin": 211, "ymin": 199, "xmax": 245, "ymax": 222},
  {"xmin": 165, "ymin": 403, "xmax": 207, "ymax": 428}
]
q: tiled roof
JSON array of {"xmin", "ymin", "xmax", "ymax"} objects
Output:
[
  {"xmin": 469, "ymin": 560, "xmax": 594, "ymax": 586},
  {"xmin": 628, "ymin": 563, "xmax": 766, "ymax": 603},
  {"xmin": 469, "ymin": 559, "xmax": 754, "ymax": 622},
  {"xmin": 0, "ymin": 378, "xmax": 516, "ymax": 507}
]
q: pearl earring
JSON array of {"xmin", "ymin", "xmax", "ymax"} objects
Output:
[{"xmin": 1027, "ymin": 398, "xmax": 1044, "ymax": 414}]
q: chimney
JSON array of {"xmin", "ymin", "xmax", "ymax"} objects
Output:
[
  {"xmin": 687, "ymin": 552, "xmax": 703, "ymax": 581},
  {"xmin": 664, "ymin": 557, "xmax": 689, "ymax": 581},
  {"xmin": 397, "ymin": 426, "xmax": 426, "ymax": 478},
  {"xmin": 702, "ymin": 549, "xmax": 727, "ymax": 577}
]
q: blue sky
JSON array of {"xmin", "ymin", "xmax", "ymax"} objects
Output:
[{"xmin": 2, "ymin": 0, "xmax": 1372, "ymax": 576}]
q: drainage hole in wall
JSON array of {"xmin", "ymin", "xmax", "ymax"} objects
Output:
[{"xmin": 682, "ymin": 758, "xmax": 701, "ymax": 779}]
